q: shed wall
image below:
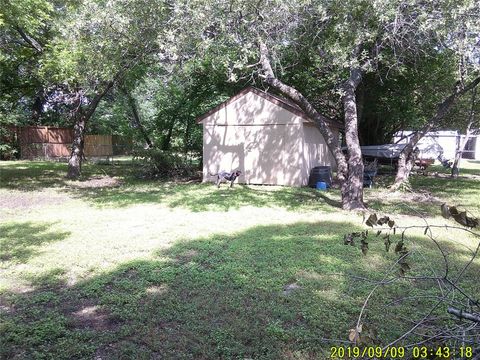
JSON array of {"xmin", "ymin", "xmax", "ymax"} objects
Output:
[
  {"xmin": 202, "ymin": 91, "xmax": 303, "ymax": 126},
  {"xmin": 302, "ymin": 123, "xmax": 337, "ymax": 186},
  {"xmin": 475, "ymin": 138, "xmax": 480, "ymax": 160},
  {"xmin": 202, "ymin": 91, "xmax": 335, "ymax": 186}
]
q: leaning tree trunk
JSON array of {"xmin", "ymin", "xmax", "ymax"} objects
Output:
[
  {"xmin": 258, "ymin": 40, "xmax": 365, "ymax": 210},
  {"xmin": 122, "ymin": 87, "xmax": 153, "ymax": 148},
  {"xmin": 451, "ymin": 128, "xmax": 472, "ymax": 178},
  {"xmin": 451, "ymin": 88, "xmax": 476, "ymax": 177},
  {"xmin": 340, "ymin": 68, "xmax": 365, "ymax": 210},
  {"xmin": 67, "ymin": 82, "xmax": 114, "ymax": 179},
  {"xmin": 392, "ymin": 76, "xmax": 480, "ymax": 190}
]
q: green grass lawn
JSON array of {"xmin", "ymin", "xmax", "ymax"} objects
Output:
[{"xmin": 1, "ymin": 159, "xmax": 479, "ymax": 359}]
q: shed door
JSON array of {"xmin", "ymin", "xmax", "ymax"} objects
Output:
[{"xmin": 244, "ymin": 125, "xmax": 286, "ymax": 185}]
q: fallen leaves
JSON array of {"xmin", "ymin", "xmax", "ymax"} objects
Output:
[{"xmin": 441, "ymin": 203, "xmax": 478, "ymax": 228}]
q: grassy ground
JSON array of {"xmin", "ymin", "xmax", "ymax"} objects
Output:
[{"xmin": 0, "ymin": 159, "xmax": 479, "ymax": 359}]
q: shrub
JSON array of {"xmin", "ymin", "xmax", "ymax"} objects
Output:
[
  {"xmin": 0, "ymin": 126, "xmax": 19, "ymax": 160},
  {"xmin": 133, "ymin": 148, "xmax": 200, "ymax": 179}
]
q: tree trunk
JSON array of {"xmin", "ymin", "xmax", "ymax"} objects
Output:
[
  {"xmin": 67, "ymin": 112, "xmax": 87, "ymax": 179},
  {"xmin": 122, "ymin": 88, "xmax": 153, "ymax": 148},
  {"xmin": 31, "ymin": 94, "xmax": 43, "ymax": 123},
  {"xmin": 16, "ymin": 26, "xmax": 43, "ymax": 53},
  {"xmin": 341, "ymin": 68, "xmax": 365, "ymax": 210},
  {"xmin": 393, "ymin": 147, "xmax": 417, "ymax": 189},
  {"xmin": 391, "ymin": 76, "xmax": 480, "ymax": 190},
  {"xmin": 161, "ymin": 118, "xmax": 176, "ymax": 151},
  {"xmin": 184, "ymin": 119, "xmax": 192, "ymax": 153},
  {"xmin": 258, "ymin": 40, "xmax": 365, "ymax": 210},
  {"xmin": 451, "ymin": 88, "xmax": 476, "ymax": 177},
  {"xmin": 67, "ymin": 82, "xmax": 114, "ymax": 179}
]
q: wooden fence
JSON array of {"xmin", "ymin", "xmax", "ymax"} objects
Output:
[
  {"xmin": 84, "ymin": 134, "xmax": 113, "ymax": 157},
  {"xmin": 14, "ymin": 126, "xmax": 130, "ymax": 159},
  {"xmin": 19, "ymin": 126, "xmax": 73, "ymax": 159}
]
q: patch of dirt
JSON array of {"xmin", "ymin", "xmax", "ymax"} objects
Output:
[
  {"xmin": 172, "ymin": 176, "xmax": 202, "ymax": 184},
  {"xmin": 62, "ymin": 298, "xmax": 120, "ymax": 332},
  {"xmin": 146, "ymin": 285, "xmax": 168, "ymax": 295},
  {"xmin": 368, "ymin": 189, "xmax": 442, "ymax": 205},
  {"xmin": 0, "ymin": 191, "xmax": 68, "ymax": 210},
  {"xmin": 402, "ymin": 190, "xmax": 442, "ymax": 204},
  {"xmin": 0, "ymin": 296, "xmax": 15, "ymax": 315},
  {"xmin": 67, "ymin": 176, "xmax": 122, "ymax": 189},
  {"xmin": 282, "ymin": 282, "xmax": 301, "ymax": 295},
  {"xmin": 175, "ymin": 249, "xmax": 199, "ymax": 264},
  {"xmin": 70, "ymin": 303, "xmax": 120, "ymax": 331}
]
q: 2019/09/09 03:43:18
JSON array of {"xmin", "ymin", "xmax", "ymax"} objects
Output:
[{"xmin": 329, "ymin": 345, "xmax": 474, "ymax": 358}]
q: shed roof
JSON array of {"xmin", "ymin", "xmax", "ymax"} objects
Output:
[{"xmin": 196, "ymin": 87, "xmax": 342, "ymax": 129}]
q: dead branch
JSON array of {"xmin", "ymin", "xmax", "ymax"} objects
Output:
[{"xmin": 448, "ymin": 307, "xmax": 480, "ymax": 323}]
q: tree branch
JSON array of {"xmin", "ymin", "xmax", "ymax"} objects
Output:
[
  {"xmin": 257, "ymin": 39, "xmax": 347, "ymax": 181},
  {"xmin": 447, "ymin": 307, "xmax": 480, "ymax": 323},
  {"xmin": 15, "ymin": 27, "xmax": 43, "ymax": 53}
]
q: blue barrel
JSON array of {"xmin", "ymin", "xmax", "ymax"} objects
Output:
[
  {"xmin": 316, "ymin": 181, "xmax": 327, "ymax": 190},
  {"xmin": 309, "ymin": 166, "xmax": 332, "ymax": 188}
]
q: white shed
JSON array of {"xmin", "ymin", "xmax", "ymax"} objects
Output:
[{"xmin": 197, "ymin": 87, "xmax": 341, "ymax": 186}]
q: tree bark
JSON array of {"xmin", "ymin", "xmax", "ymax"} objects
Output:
[
  {"xmin": 184, "ymin": 119, "xmax": 192, "ymax": 153},
  {"xmin": 67, "ymin": 110, "xmax": 87, "ymax": 179},
  {"xmin": 122, "ymin": 88, "xmax": 153, "ymax": 148},
  {"xmin": 15, "ymin": 26, "xmax": 43, "ymax": 53},
  {"xmin": 31, "ymin": 94, "xmax": 43, "ymax": 124},
  {"xmin": 67, "ymin": 82, "xmax": 114, "ymax": 179},
  {"xmin": 161, "ymin": 118, "xmax": 176, "ymax": 151},
  {"xmin": 391, "ymin": 76, "xmax": 480, "ymax": 190},
  {"xmin": 451, "ymin": 88, "xmax": 476, "ymax": 177},
  {"xmin": 393, "ymin": 147, "xmax": 418, "ymax": 189},
  {"xmin": 258, "ymin": 40, "xmax": 365, "ymax": 210},
  {"xmin": 341, "ymin": 68, "xmax": 365, "ymax": 210}
]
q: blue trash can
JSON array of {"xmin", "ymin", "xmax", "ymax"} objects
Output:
[
  {"xmin": 309, "ymin": 166, "xmax": 332, "ymax": 188},
  {"xmin": 316, "ymin": 181, "xmax": 327, "ymax": 190}
]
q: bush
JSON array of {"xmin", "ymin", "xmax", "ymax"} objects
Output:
[
  {"xmin": 133, "ymin": 148, "xmax": 200, "ymax": 179},
  {"xmin": 0, "ymin": 126, "xmax": 19, "ymax": 160}
]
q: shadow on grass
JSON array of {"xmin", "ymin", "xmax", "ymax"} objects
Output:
[
  {"xmin": 0, "ymin": 160, "xmax": 137, "ymax": 192},
  {"xmin": 365, "ymin": 170, "xmax": 480, "ymax": 216},
  {"xmin": 1, "ymin": 221, "xmax": 478, "ymax": 359},
  {"xmin": 0, "ymin": 161, "xmax": 69, "ymax": 190},
  {"xmin": 0, "ymin": 222, "xmax": 71, "ymax": 264},
  {"xmin": 73, "ymin": 183, "xmax": 343, "ymax": 212},
  {"xmin": 1, "ymin": 160, "xmax": 478, "ymax": 216},
  {"xmin": 1, "ymin": 160, "xmax": 342, "ymax": 213}
]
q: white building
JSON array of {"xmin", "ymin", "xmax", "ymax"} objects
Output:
[{"xmin": 197, "ymin": 87, "xmax": 342, "ymax": 186}]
